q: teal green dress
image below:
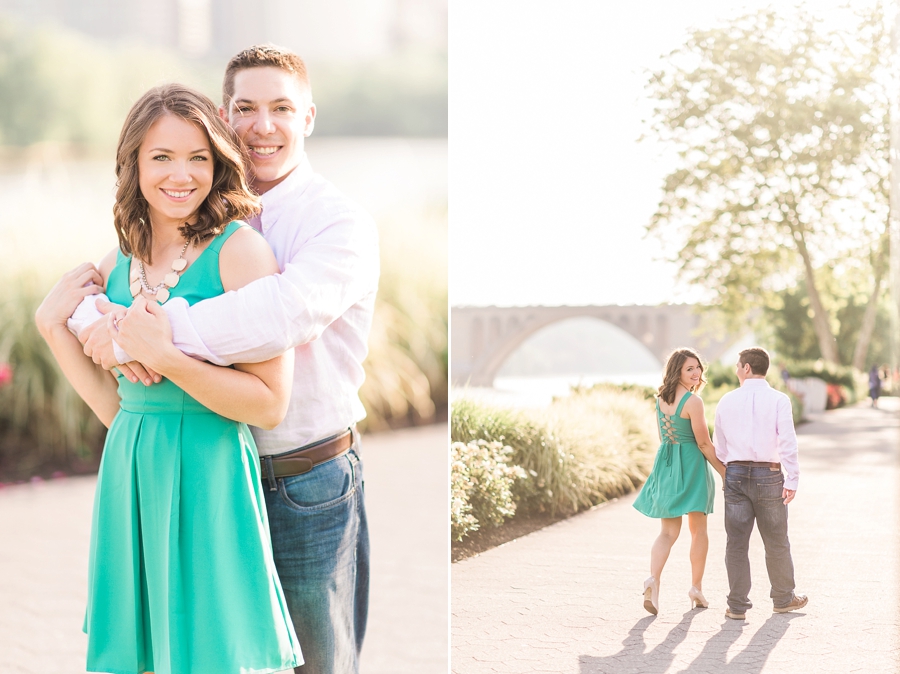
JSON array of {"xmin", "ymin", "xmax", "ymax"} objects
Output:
[
  {"xmin": 633, "ymin": 391, "xmax": 715, "ymax": 518},
  {"xmin": 84, "ymin": 222, "xmax": 303, "ymax": 674}
]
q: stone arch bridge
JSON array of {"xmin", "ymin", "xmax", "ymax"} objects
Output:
[{"xmin": 451, "ymin": 304, "xmax": 737, "ymax": 387}]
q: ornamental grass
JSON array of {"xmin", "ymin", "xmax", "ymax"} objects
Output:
[{"xmin": 451, "ymin": 387, "xmax": 658, "ymax": 539}]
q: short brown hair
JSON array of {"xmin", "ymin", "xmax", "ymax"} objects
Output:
[
  {"xmin": 739, "ymin": 347, "xmax": 770, "ymax": 376},
  {"xmin": 222, "ymin": 43, "xmax": 311, "ymax": 108},
  {"xmin": 657, "ymin": 347, "xmax": 707, "ymax": 405},
  {"xmin": 113, "ymin": 84, "xmax": 260, "ymax": 264}
]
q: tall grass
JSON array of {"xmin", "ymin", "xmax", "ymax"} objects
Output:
[
  {"xmin": 452, "ymin": 387, "xmax": 657, "ymax": 522},
  {"xmin": 359, "ymin": 204, "xmax": 447, "ymax": 431},
  {"xmin": 0, "ymin": 206, "xmax": 447, "ymax": 477},
  {"xmin": 0, "ymin": 274, "xmax": 106, "ymax": 479}
]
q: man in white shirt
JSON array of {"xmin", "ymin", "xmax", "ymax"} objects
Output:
[
  {"xmin": 714, "ymin": 347, "xmax": 808, "ymax": 621},
  {"xmin": 69, "ymin": 45, "xmax": 379, "ymax": 674}
]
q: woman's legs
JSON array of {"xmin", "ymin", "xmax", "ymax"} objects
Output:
[
  {"xmin": 650, "ymin": 517, "xmax": 683, "ymax": 581},
  {"xmin": 687, "ymin": 511, "xmax": 709, "ymax": 589}
]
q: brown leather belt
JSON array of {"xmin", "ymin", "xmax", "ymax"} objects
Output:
[
  {"xmin": 728, "ymin": 461, "xmax": 780, "ymax": 470},
  {"xmin": 261, "ymin": 426, "xmax": 355, "ymax": 482}
]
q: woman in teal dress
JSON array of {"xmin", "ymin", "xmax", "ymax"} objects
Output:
[
  {"xmin": 633, "ymin": 347, "xmax": 726, "ymax": 615},
  {"xmin": 36, "ymin": 84, "xmax": 303, "ymax": 673}
]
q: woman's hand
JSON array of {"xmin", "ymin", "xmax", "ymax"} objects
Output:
[
  {"xmin": 35, "ymin": 263, "xmax": 104, "ymax": 338},
  {"xmin": 112, "ymin": 296, "xmax": 181, "ymax": 375}
]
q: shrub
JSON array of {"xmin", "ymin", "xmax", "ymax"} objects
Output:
[
  {"xmin": 450, "ymin": 440, "xmax": 525, "ymax": 541},
  {"xmin": 452, "ymin": 388, "xmax": 657, "ymax": 523},
  {"xmin": 782, "ymin": 359, "xmax": 856, "ymax": 389},
  {"xmin": 576, "ymin": 381, "xmax": 657, "ymax": 400}
]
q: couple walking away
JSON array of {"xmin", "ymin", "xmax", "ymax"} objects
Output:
[
  {"xmin": 35, "ymin": 44, "xmax": 378, "ymax": 674},
  {"xmin": 633, "ymin": 347, "xmax": 808, "ymax": 620}
]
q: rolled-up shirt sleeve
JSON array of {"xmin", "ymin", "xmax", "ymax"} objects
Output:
[{"xmin": 776, "ymin": 396, "xmax": 800, "ymax": 490}]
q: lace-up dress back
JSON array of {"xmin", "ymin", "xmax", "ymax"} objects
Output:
[{"xmin": 633, "ymin": 391, "xmax": 715, "ymax": 518}]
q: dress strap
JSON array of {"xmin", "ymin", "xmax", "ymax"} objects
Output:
[
  {"xmin": 674, "ymin": 391, "xmax": 692, "ymax": 417},
  {"xmin": 206, "ymin": 220, "xmax": 247, "ymax": 254}
]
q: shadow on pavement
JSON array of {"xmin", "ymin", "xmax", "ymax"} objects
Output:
[
  {"xmin": 675, "ymin": 613, "xmax": 802, "ymax": 673},
  {"xmin": 578, "ymin": 612, "xmax": 802, "ymax": 674},
  {"xmin": 578, "ymin": 610, "xmax": 699, "ymax": 673}
]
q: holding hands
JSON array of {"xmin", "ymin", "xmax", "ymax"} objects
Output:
[{"xmin": 108, "ymin": 296, "xmax": 176, "ymax": 383}]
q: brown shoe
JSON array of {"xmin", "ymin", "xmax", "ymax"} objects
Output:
[
  {"xmin": 774, "ymin": 594, "xmax": 808, "ymax": 613},
  {"xmin": 725, "ymin": 609, "xmax": 746, "ymax": 620}
]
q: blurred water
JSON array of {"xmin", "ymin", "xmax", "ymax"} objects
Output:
[
  {"xmin": 455, "ymin": 371, "xmax": 662, "ymax": 409},
  {"xmin": 0, "ymin": 137, "xmax": 447, "ymax": 277}
]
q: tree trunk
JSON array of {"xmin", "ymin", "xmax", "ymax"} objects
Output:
[
  {"xmin": 891, "ymin": 1, "xmax": 900, "ymax": 369},
  {"xmin": 851, "ymin": 267, "xmax": 884, "ymax": 371},
  {"xmin": 792, "ymin": 224, "xmax": 840, "ymax": 363}
]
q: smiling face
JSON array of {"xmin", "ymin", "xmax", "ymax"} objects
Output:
[
  {"xmin": 224, "ymin": 66, "xmax": 315, "ymax": 194},
  {"xmin": 137, "ymin": 114, "xmax": 214, "ymax": 230},
  {"xmin": 680, "ymin": 357, "xmax": 703, "ymax": 390}
]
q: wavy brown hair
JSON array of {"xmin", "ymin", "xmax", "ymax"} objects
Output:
[
  {"xmin": 657, "ymin": 347, "xmax": 707, "ymax": 405},
  {"xmin": 113, "ymin": 83, "xmax": 260, "ymax": 264}
]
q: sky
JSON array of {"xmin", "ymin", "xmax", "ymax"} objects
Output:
[{"xmin": 449, "ymin": 0, "xmax": 879, "ymax": 308}]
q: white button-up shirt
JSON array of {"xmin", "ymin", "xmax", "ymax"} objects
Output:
[
  {"xmin": 713, "ymin": 379, "xmax": 800, "ymax": 489},
  {"xmin": 70, "ymin": 153, "xmax": 379, "ymax": 455}
]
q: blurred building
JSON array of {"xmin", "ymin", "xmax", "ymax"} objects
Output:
[{"xmin": 0, "ymin": 0, "xmax": 446, "ymax": 60}]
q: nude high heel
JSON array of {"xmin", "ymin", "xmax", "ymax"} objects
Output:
[
  {"xmin": 688, "ymin": 586, "xmax": 708, "ymax": 609},
  {"xmin": 643, "ymin": 576, "xmax": 659, "ymax": 615}
]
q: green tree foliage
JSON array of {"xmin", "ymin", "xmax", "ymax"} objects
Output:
[
  {"xmin": 645, "ymin": 4, "xmax": 889, "ymax": 366},
  {"xmin": 766, "ymin": 276, "xmax": 892, "ymax": 368},
  {"xmin": 0, "ymin": 18, "xmax": 220, "ymax": 149},
  {"xmin": 0, "ymin": 18, "xmax": 447, "ymax": 147},
  {"xmin": 312, "ymin": 50, "xmax": 448, "ymax": 137}
]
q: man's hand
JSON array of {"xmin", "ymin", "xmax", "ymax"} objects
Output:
[
  {"xmin": 113, "ymin": 296, "xmax": 180, "ymax": 378},
  {"xmin": 782, "ymin": 488, "xmax": 796, "ymax": 505},
  {"xmin": 79, "ymin": 299, "xmax": 160, "ymax": 385}
]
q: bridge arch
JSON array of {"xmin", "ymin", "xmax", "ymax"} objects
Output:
[
  {"xmin": 451, "ymin": 304, "xmax": 738, "ymax": 387},
  {"xmin": 496, "ymin": 316, "xmax": 661, "ymax": 379}
]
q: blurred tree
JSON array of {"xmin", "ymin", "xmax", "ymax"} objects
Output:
[
  {"xmin": 0, "ymin": 18, "xmax": 446, "ymax": 147},
  {"xmin": 0, "ymin": 18, "xmax": 221, "ymax": 149},
  {"xmin": 765, "ymin": 262, "xmax": 892, "ymax": 368},
  {"xmin": 645, "ymin": 4, "xmax": 890, "ymax": 366}
]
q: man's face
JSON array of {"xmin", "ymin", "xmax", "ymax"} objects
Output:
[{"xmin": 224, "ymin": 66, "xmax": 315, "ymax": 194}]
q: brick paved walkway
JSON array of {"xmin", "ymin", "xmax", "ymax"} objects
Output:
[
  {"xmin": 0, "ymin": 423, "xmax": 449, "ymax": 674},
  {"xmin": 452, "ymin": 401, "xmax": 899, "ymax": 673}
]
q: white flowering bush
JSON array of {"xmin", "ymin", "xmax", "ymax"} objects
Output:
[{"xmin": 451, "ymin": 440, "xmax": 525, "ymax": 542}]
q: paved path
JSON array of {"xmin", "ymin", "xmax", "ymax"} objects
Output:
[
  {"xmin": 0, "ymin": 423, "xmax": 449, "ymax": 674},
  {"xmin": 452, "ymin": 401, "xmax": 899, "ymax": 673}
]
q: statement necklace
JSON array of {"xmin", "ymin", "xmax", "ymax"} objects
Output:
[{"xmin": 130, "ymin": 240, "xmax": 190, "ymax": 304}]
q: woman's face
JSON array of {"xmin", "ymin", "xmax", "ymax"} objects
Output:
[
  {"xmin": 138, "ymin": 114, "xmax": 214, "ymax": 231},
  {"xmin": 680, "ymin": 357, "xmax": 702, "ymax": 390}
]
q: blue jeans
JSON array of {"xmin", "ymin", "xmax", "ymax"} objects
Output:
[
  {"xmin": 724, "ymin": 465, "xmax": 796, "ymax": 613},
  {"xmin": 263, "ymin": 443, "xmax": 369, "ymax": 674}
]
